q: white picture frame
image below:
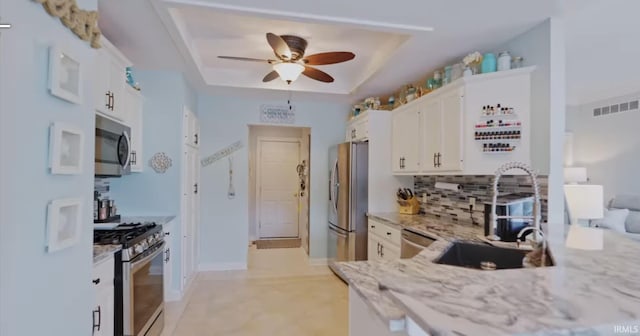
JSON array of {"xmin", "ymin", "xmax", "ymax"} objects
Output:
[
  {"xmin": 49, "ymin": 122, "xmax": 84, "ymax": 175},
  {"xmin": 48, "ymin": 45, "xmax": 83, "ymax": 104},
  {"xmin": 46, "ymin": 198, "xmax": 83, "ymax": 253}
]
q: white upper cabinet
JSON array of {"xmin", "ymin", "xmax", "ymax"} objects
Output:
[
  {"xmin": 421, "ymin": 87, "xmax": 464, "ymax": 172},
  {"xmin": 94, "ymin": 38, "xmax": 129, "ymax": 121},
  {"xmin": 392, "ymin": 67, "xmax": 534, "ymax": 176},
  {"xmin": 345, "ymin": 117, "xmax": 368, "ymax": 142},
  {"xmin": 392, "ymin": 105, "xmax": 421, "ymax": 174},
  {"xmin": 123, "ymin": 86, "xmax": 143, "ymax": 172}
]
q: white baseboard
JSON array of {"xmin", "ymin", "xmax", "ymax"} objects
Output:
[
  {"xmin": 309, "ymin": 258, "xmax": 329, "ymax": 266},
  {"xmin": 198, "ymin": 262, "xmax": 248, "ymax": 271}
]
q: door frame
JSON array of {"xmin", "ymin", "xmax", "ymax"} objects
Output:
[{"xmin": 256, "ymin": 136, "xmax": 302, "ymax": 239}]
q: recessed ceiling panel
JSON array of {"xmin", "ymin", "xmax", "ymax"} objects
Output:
[{"xmin": 168, "ymin": 6, "xmax": 409, "ymax": 94}]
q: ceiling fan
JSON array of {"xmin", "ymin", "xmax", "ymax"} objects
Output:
[{"xmin": 218, "ymin": 33, "xmax": 356, "ymax": 84}]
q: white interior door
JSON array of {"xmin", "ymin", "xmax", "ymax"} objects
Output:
[{"xmin": 258, "ymin": 138, "xmax": 301, "ymax": 238}]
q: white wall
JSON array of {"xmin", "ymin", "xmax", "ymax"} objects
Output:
[
  {"xmin": 566, "ymin": 91, "xmax": 640, "ymax": 202},
  {"xmin": 0, "ymin": 0, "xmax": 97, "ymax": 334},
  {"xmin": 497, "ymin": 18, "xmax": 566, "ymax": 233},
  {"xmin": 247, "ymin": 125, "xmax": 309, "ymax": 241},
  {"xmin": 198, "ymin": 95, "xmax": 348, "ymax": 266}
]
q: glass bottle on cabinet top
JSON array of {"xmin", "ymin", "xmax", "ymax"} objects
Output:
[{"xmin": 498, "ymin": 51, "xmax": 512, "ymax": 71}]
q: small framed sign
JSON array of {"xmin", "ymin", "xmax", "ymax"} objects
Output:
[
  {"xmin": 260, "ymin": 104, "xmax": 295, "ymax": 124},
  {"xmin": 48, "ymin": 45, "xmax": 83, "ymax": 104}
]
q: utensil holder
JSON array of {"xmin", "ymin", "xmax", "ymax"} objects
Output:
[{"xmin": 397, "ymin": 197, "xmax": 421, "ymax": 215}]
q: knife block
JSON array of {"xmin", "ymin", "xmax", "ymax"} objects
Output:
[{"xmin": 397, "ymin": 197, "xmax": 421, "ymax": 215}]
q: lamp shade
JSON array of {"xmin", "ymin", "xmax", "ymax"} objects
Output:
[
  {"xmin": 564, "ymin": 184, "xmax": 604, "ymax": 220},
  {"xmin": 273, "ymin": 62, "xmax": 304, "ymax": 84},
  {"xmin": 564, "ymin": 167, "xmax": 587, "ymax": 184}
]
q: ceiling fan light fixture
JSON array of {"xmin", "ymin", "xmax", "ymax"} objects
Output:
[{"xmin": 273, "ymin": 62, "xmax": 304, "ymax": 84}]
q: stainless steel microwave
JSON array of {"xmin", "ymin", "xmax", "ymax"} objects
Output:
[{"xmin": 95, "ymin": 115, "xmax": 131, "ymax": 177}]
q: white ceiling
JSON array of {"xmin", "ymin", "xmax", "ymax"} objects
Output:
[
  {"xmin": 99, "ymin": 0, "xmax": 604, "ymax": 102},
  {"xmin": 168, "ymin": 6, "xmax": 408, "ymax": 94},
  {"xmin": 566, "ymin": 0, "xmax": 640, "ymax": 105}
]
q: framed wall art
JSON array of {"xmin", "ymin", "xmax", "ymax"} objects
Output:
[
  {"xmin": 49, "ymin": 122, "xmax": 84, "ymax": 175},
  {"xmin": 46, "ymin": 198, "xmax": 83, "ymax": 253},
  {"xmin": 48, "ymin": 45, "xmax": 83, "ymax": 104}
]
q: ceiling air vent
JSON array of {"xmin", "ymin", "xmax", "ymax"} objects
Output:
[{"xmin": 592, "ymin": 99, "xmax": 640, "ymax": 117}]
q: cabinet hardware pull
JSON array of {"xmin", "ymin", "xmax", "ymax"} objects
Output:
[
  {"xmin": 164, "ymin": 232, "xmax": 170, "ymax": 236},
  {"xmin": 433, "ymin": 153, "xmax": 437, "ymax": 168},
  {"xmin": 92, "ymin": 278, "xmax": 100, "ymax": 285},
  {"xmin": 105, "ymin": 92, "xmax": 111, "ymax": 109},
  {"xmin": 386, "ymin": 232, "xmax": 391, "ymax": 236},
  {"xmin": 377, "ymin": 242, "xmax": 381, "ymax": 256},
  {"xmin": 165, "ymin": 248, "xmax": 171, "ymax": 263},
  {"xmin": 380, "ymin": 244, "xmax": 384, "ymax": 257},
  {"xmin": 194, "ymin": 183, "xmax": 198, "ymax": 194},
  {"xmin": 110, "ymin": 93, "xmax": 115, "ymax": 111},
  {"xmin": 92, "ymin": 306, "xmax": 101, "ymax": 332},
  {"xmin": 194, "ymin": 133, "xmax": 199, "ymax": 145},
  {"xmin": 371, "ymin": 225, "xmax": 375, "ymax": 229},
  {"xmin": 437, "ymin": 153, "xmax": 442, "ymax": 167}
]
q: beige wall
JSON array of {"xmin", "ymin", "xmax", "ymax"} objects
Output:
[{"xmin": 248, "ymin": 125, "xmax": 311, "ymax": 242}]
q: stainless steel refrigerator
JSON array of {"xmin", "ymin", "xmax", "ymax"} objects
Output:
[{"xmin": 328, "ymin": 142, "xmax": 368, "ymax": 262}]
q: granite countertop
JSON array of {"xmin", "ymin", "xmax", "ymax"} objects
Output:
[
  {"xmin": 333, "ymin": 213, "xmax": 640, "ymax": 335},
  {"xmin": 332, "ymin": 213, "xmax": 485, "ymax": 329},
  {"xmin": 93, "ymin": 244, "xmax": 121, "ymax": 264}
]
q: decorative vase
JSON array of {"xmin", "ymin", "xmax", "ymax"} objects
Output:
[
  {"xmin": 481, "ymin": 53, "xmax": 497, "ymax": 73},
  {"xmin": 463, "ymin": 66, "xmax": 473, "ymax": 77}
]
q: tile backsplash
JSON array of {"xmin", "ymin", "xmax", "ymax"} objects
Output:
[{"xmin": 414, "ymin": 175, "xmax": 548, "ymax": 225}]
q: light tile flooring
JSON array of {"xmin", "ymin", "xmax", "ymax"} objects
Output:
[{"xmin": 162, "ymin": 246, "xmax": 348, "ymax": 336}]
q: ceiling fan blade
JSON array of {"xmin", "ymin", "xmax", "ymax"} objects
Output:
[
  {"xmin": 302, "ymin": 66, "xmax": 334, "ymax": 83},
  {"xmin": 262, "ymin": 70, "xmax": 280, "ymax": 82},
  {"xmin": 303, "ymin": 52, "xmax": 355, "ymax": 65},
  {"xmin": 266, "ymin": 33, "xmax": 292, "ymax": 60},
  {"xmin": 218, "ymin": 56, "xmax": 273, "ymax": 63}
]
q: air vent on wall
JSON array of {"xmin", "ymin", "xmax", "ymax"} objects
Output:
[{"xmin": 593, "ymin": 99, "xmax": 639, "ymax": 117}]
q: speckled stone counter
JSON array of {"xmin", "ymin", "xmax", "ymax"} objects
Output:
[
  {"xmin": 332, "ymin": 213, "xmax": 485, "ymax": 329},
  {"xmin": 93, "ymin": 244, "xmax": 121, "ymax": 264},
  {"xmin": 368, "ymin": 212, "xmax": 485, "ymax": 242},
  {"xmin": 334, "ymin": 214, "xmax": 640, "ymax": 335}
]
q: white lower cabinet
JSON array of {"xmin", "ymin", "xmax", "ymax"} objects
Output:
[
  {"xmin": 368, "ymin": 219, "xmax": 401, "ymax": 261},
  {"xmin": 92, "ymin": 256, "xmax": 115, "ymax": 336},
  {"xmin": 163, "ymin": 223, "xmax": 176, "ymax": 301},
  {"xmin": 350, "ymin": 287, "xmax": 407, "ymax": 336}
]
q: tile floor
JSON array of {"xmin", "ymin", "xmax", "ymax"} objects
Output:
[{"xmin": 162, "ymin": 246, "xmax": 348, "ymax": 336}]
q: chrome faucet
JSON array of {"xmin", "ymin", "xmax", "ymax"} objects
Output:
[
  {"xmin": 488, "ymin": 162, "xmax": 543, "ymax": 242},
  {"xmin": 517, "ymin": 226, "xmax": 547, "ymax": 267}
]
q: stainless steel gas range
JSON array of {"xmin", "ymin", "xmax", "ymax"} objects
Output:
[{"xmin": 94, "ymin": 222, "xmax": 165, "ymax": 336}]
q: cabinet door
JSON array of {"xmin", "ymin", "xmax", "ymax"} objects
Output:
[
  {"xmin": 125, "ymin": 88, "xmax": 144, "ymax": 172},
  {"xmin": 439, "ymin": 89, "xmax": 464, "ymax": 171},
  {"xmin": 381, "ymin": 241, "xmax": 400, "ymax": 261},
  {"xmin": 346, "ymin": 123, "xmax": 356, "ymax": 142},
  {"xmin": 354, "ymin": 120, "xmax": 368, "ymax": 141},
  {"xmin": 392, "ymin": 107, "xmax": 421, "ymax": 173},
  {"xmin": 421, "ymin": 99, "xmax": 443, "ymax": 172},
  {"xmin": 94, "ymin": 51, "xmax": 111, "ymax": 115},
  {"xmin": 108, "ymin": 59, "xmax": 126, "ymax": 121},
  {"xmin": 367, "ymin": 235, "xmax": 383, "ymax": 262},
  {"xmin": 93, "ymin": 286, "xmax": 114, "ymax": 336},
  {"xmin": 163, "ymin": 225, "xmax": 174, "ymax": 301}
]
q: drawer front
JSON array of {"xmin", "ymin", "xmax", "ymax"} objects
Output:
[
  {"xmin": 368, "ymin": 219, "xmax": 401, "ymax": 246},
  {"xmin": 92, "ymin": 256, "xmax": 114, "ymax": 290}
]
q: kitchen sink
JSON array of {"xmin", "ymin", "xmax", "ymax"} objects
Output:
[{"xmin": 435, "ymin": 241, "xmax": 554, "ymax": 270}]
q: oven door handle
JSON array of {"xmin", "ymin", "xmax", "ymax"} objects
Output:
[{"xmin": 130, "ymin": 242, "xmax": 165, "ymax": 273}]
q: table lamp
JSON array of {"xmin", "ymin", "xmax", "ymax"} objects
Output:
[{"xmin": 564, "ymin": 184, "xmax": 604, "ymax": 250}]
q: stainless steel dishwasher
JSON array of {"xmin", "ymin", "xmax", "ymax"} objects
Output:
[{"xmin": 401, "ymin": 229, "xmax": 437, "ymax": 259}]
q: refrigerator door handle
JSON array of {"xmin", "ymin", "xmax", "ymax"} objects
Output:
[
  {"xmin": 331, "ymin": 159, "xmax": 339, "ymax": 214},
  {"xmin": 329, "ymin": 224, "xmax": 348, "ymax": 238}
]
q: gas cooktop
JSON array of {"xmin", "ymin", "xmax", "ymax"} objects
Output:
[{"xmin": 93, "ymin": 222, "xmax": 161, "ymax": 248}]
